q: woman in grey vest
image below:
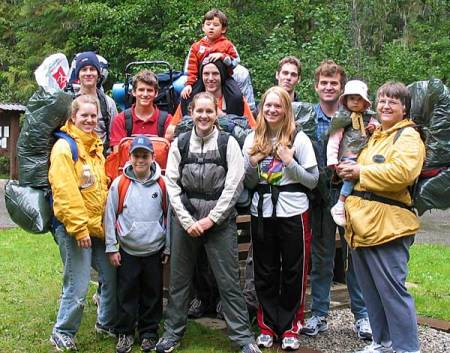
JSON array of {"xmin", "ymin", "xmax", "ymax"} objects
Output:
[{"xmin": 156, "ymin": 92, "xmax": 261, "ymax": 353}]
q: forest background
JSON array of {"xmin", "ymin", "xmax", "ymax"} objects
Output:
[{"xmin": 0, "ymin": 0, "xmax": 448, "ymax": 105}]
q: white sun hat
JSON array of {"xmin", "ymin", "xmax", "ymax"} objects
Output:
[{"xmin": 339, "ymin": 80, "xmax": 371, "ymax": 110}]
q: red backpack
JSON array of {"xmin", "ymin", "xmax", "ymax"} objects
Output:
[
  {"xmin": 105, "ymin": 135, "xmax": 170, "ymax": 183},
  {"xmin": 116, "ymin": 174, "xmax": 167, "ymax": 224}
]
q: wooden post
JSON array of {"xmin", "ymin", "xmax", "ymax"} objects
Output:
[{"xmin": 8, "ymin": 112, "xmax": 20, "ymax": 180}]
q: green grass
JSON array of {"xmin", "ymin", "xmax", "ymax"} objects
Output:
[
  {"xmin": 0, "ymin": 228, "xmax": 449, "ymax": 352},
  {"xmin": 0, "ymin": 228, "xmax": 231, "ymax": 353},
  {"xmin": 408, "ymin": 243, "xmax": 450, "ymax": 321}
]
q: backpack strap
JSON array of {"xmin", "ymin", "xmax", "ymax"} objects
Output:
[
  {"xmin": 53, "ymin": 131, "xmax": 78, "ymax": 161},
  {"xmin": 177, "ymin": 131, "xmax": 229, "ymax": 173},
  {"xmin": 352, "ymin": 190, "xmax": 414, "ymax": 214},
  {"xmin": 116, "ymin": 173, "xmax": 167, "ymax": 221},
  {"xmin": 157, "ymin": 110, "xmax": 169, "ymax": 138},
  {"xmin": 125, "ymin": 108, "xmax": 168, "ymax": 138},
  {"xmin": 157, "ymin": 177, "xmax": 167, "ymax": 221},
  {"xmin": 177, "ymin": 131, "xmax": 192, "ymax": 174},
  {"xmin": 97, "ymin": 88, "xmax": 111, "ymax": 152},
  {"xmin": 216, "ymin": 131, "xmax": 230, "ymax": 171},
  {"xmin": 50, "ymin": 131, "xmax": 79, "ymax": 232},
  {"xmin": 124, "ymin": 108, "xmax": 133, "ymax": 137},
  {"xmin": 117, "ymin": 174, "xmax": 131, "ymax": 216},
  {"xmin": 393, "ymin": 123, "xmax": 426, "ymax": 144},
  {"xmin": 393, "ymin": 127, "xmax": 406, "ymax": 144}
]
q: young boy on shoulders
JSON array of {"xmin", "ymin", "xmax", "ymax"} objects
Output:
[
  {"xmin": 181, "ymin": 8, "xmax": 240, "ymax": 99},
  {"xmin": 104, "ymin": 135, "xmax": 168, "ymax": 353}
]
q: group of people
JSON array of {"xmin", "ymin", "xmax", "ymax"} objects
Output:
[{"xmin": 47, "ymin": 8, "xmax": 424, "ymax": 353}]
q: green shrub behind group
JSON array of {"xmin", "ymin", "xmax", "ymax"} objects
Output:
[{"xmin": 0, "ymin": 0, "xmax": 448, "ymax": 104}]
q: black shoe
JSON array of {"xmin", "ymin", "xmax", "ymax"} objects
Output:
[
  {"xmin": 95, "ymin": 322, "xmax": 116, "ymax": 337},
  {"xmin": 141, "ymin": 337, "xmax": 157, "ymax": 352},
  {"xmin": 187, "ymin": 298, "xmax": 206, "ymax": 318}
]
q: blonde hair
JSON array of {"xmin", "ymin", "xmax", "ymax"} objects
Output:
[
  {"xmin": 250, "ymin": 86, "xmax": 295, "ymax": 156},
  {"xmin": 70, "ymin": 94, "xmax": 99, "ymax": 121}
]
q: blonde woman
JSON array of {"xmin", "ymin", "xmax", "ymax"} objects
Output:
[
  {"xmin": 49, "ymin": 95, "xmax": 116, "ymax": 351},
  {"xmin": 243, "ymin": 86, "xmax": 318, "ymax": 350}
]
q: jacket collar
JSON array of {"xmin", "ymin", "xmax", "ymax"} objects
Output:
[
  {"xmin": 191, "ymin": 125, "xmax": 218, "ymax": 144},
  {"xmin": 61, "ymin": 121, "xmax": 104, "ymax": 158},
  {"xmin": 372, "ymin": 119, "xmax": 415, "ymax": 141}
]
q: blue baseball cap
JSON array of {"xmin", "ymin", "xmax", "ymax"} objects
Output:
[{"xmin": 130, "ymin": 135, "xmax": 154, "ymax": 153}]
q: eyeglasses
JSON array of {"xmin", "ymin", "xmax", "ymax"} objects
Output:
[{"xmin": 377, "ymin": 98, "xmax": 402, "ymax": 107}]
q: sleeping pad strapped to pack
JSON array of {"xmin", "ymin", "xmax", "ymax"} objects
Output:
[
  {"xmin": 6, "ymin": 87, "xmax": 73, "ymax": 233},
  {"xmin": 408, "ymin": 78, "xmax": 450, "ymax": 215}
]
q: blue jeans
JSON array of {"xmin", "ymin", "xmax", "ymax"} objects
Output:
[
  {"xmin": 53, "ymin": 225, "xmax": 117, "ymax": 337},
  {"xmin": 309, "ymin": 187, "xmax": 368, "ymax": 320},
  {"xmin": 340, "ymin": 180, "xmax": 355, "ymax": 198},
  {"xmin": 340, "ymin": 156, "xmax": 356, "ymax": 198}
]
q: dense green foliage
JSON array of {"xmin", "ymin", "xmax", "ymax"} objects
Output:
[{"xmin": 0, "ymin": 0, "xmax": 449, "ymax": 103}]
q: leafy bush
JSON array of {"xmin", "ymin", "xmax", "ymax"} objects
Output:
[{"xmin": 0, "ymin": 155, "xmax": 10, "ymax": 177}]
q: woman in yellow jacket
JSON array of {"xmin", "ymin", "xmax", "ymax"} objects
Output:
[
  {"xmin": 49, "ymin": 95, "xmax": 116, "ymax": 351},
  {"xmin": 337, "ymin": 82, "xmax": 425, "ymax": 353}
]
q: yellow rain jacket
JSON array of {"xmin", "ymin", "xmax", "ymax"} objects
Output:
[
  {"xmin": 344, "ymin": 119, "xmax": 425, "ymax": 248},
  {"xmin": 49, "ymin": 121, "xmax": 108, "ymax": 240}
]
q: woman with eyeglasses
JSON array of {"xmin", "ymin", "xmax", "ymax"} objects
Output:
[{"xmin": 337, "ymin": 82, "xmax": 425, "ymax": 353}]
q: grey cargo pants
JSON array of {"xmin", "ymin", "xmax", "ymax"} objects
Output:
[{"xmin": 162, "ymin": 218, "xmax": 255, "ymax": 347}]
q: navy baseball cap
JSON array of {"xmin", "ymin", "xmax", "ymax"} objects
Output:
[{"xmin": 130, "ymin": 135, "xmax": 154, "ymax": 153}]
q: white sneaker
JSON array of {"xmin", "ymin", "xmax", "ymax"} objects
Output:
[
  {"xmin": 302, "ymin": 315, "xmax": 328, "ymax": 336},
  {"xmin": 354, "ymin": 341, "xmax": 393, "ymax": 353},
  {"xmin": 331, "ymin": 201, "xmax": 346, "ymax": 226},
  {"xmin": 354, "ymin": 317, "xmax": 373, "ymax": 341},
  {"xmin": 256, "ymin": 334, "xmax": 273, "ymax": 348},
  {"xmin": 281, "ymin": 336, "xmax": 300, "ymax": 351}
]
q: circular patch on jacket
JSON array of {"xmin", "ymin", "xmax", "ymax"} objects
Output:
[{"xmin": 372, "ymin": 154, "xmax": 385, "ymax": 163}]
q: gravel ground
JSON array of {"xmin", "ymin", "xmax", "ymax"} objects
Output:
[{"xmin": 299, "ymin": 309, "xmax": 450, "ymax": 353}]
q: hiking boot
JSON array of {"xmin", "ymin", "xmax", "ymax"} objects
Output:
[
  {"xmin": 241, "ymin": 342, "xmax": 262, "ymax": 353},
  {"xmin": 155, "ymin": 337, "xmax": 179, "ymax": 353},
  {"xmin": 353, "ymin": 341, "xmax": 393, "ymax": 353},
  {"xmin": 50, "ymin": 332, "xmax": 77, "ymax": 351},
  {"xmin": 95, "ymin": 322, "xmax": 116, "ymax": 337},
  {"xmin": 187, "ymin": 298, "xmax": 206, "ymax": 318},
  {"xmin": 354, "ymin": 317, "xmax": 373, "ymax": 341},
  {"xmin": 331, "ymin": 201, "xmax": 346, "ymax": 227},
  {"xmin": 281, "ymin": 336, "xmax": 300, "ymax": 351},
  {"xmin": 216, "ymin": 300, "xmax": 224, "ymax": 320},
  {"xmin": 116, "ymin": 334, "xmax": 134, "ymax": 353},
  {"xmin": 302, "ymin": 315, "xmax": 328, "ymax": 336},
  {"xmin": 256, "ymin": 334, "xmax": 273, "ymax": 348},
  {"xmin": 141, "ymin": 337, "xmax": 157, "ymax": 352}
]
